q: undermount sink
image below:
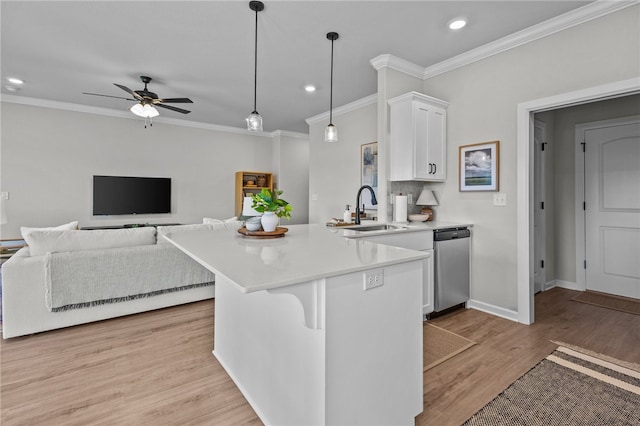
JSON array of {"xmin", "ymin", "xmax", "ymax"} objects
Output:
[{"xmin": 342, "ymin": 224, "xmax": 408, "ymax": 232}]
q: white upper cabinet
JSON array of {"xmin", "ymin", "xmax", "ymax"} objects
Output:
[{"xmin": 388, "ymin": 92, "xmax": 448, "ymax": 181}]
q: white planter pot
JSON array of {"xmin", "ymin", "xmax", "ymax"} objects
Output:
[{"xmin": 260, "ymin": 212, "xmax": 279, "ymax": 232}]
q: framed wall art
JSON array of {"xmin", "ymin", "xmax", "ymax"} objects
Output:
[
  {"xmin": 361, "ymin": 142, "xmax": 378, "ymax": 209},
  {"xmin": 459, "ymin": 141, "xmax": 499, "ymax": 192}
]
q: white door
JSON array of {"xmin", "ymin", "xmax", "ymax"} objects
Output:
[
  {"xmin": 533, "ymin": 120, "xmax": 546, "ymax": 293},
  {"xmin": 584, "ymin": 119, "xmax": 640, "ymax": 298}
]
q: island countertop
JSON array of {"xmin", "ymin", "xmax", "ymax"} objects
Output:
[{"xmin": 164, "ymin": 223, "xmax": 428, "ymax": 294}]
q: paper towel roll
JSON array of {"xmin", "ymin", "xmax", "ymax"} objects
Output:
[{"xmin": 394, "ymin": 195, "xmax": 408, "ymax": 223}]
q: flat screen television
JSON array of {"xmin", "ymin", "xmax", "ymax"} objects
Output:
[{"xmin": 93, "ymin": 175, "xmax": 171, "ymax": 215}]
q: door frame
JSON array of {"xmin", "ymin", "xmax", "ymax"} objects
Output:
[
  {"xmin": 516, "ymin": 78, "xmax": 640, "ymax": 325},
  {"xmin": 533, "ymin": 120, "xmax": 547, "ymax": 294},
  {"xmin": 574, "ymin": 115, "xmax": 640, "ymax": 291}
]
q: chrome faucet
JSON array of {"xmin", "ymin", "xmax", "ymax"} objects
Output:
[{"xmin": 355, "ymin": 185, "xmax": 378, "ymax": 225}]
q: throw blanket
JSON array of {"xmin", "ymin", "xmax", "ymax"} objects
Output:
[{"xmin": 44, "ymin": 244, "xmax": 215, "ymax": 312}]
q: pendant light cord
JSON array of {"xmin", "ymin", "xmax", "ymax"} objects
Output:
[
  {"xmin": 329, "ymin": 37, "xmax": 334, "ymax": 124},
  {"xmin": 253, "ymin": 7, "xmax": 258, "ymax": 113}
]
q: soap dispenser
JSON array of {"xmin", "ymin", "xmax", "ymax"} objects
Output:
[{"xmin": 343, "ymin": 205, "xmax": 351, "ymax": 224}]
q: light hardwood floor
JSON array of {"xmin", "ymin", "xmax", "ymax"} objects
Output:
[{"xmin": 1, "ymin": 287, "xmax": 639, "ymax": 425}]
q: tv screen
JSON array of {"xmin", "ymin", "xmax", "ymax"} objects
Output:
[{"xmin": 93, "ymin": 175, "xmax": 171, "ymax": 215}]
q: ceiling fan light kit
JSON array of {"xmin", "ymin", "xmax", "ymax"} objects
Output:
[
  {"xmin": 246, "ymin": 0, "xmax": 264, "ymax": 132},
  {"xmin": 130, "ymin": 103, "xmax": 159, "ymax": 118},
  {"xmin": 325, "ymin": 31, "xmax": 339, "ymax": 143}
]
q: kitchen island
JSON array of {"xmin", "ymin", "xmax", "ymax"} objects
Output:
[{"xmin": 165, "ymin": 224, "xmax": 428, "ymax": 426}]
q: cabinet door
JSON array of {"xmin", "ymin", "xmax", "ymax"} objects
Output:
[
  {"xmin": 413, "ymin": 103, "xmax": 446, "ymax": 181},
  {"xmin": 413, "ymin": 105, "xmax": 431, "ymax": 179},
  {"xmin": 426, "ymin": 109, "xmax": 446, "ymax": 181}
]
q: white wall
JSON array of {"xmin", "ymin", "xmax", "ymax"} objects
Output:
[
  {"xmin": 0, "ymin": 103, "xmax": 309, "ymax": 237},
  {"xmin": 273, "ymin": 132, "xmax": 310, "ymax": 225},
  {"xmin": 308, "ymin": 100, "xmax": 378, "ymax": 224},
  {"xmin": 417, "ymin": 6, "xmax": 639, "ymax": 311}
]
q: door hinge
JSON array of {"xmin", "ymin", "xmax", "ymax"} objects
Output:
[
  {"xmin": 584, "ymin": 260, "xmax": 587, "ymax": 269},
  {"xmin": 541, "ymin": 260, "xmax": 545, "ymax": 268},
  {"xmin": 541, "ymin": 142, "xmax": 547, "ymax": 151},
  {"xmin": 581, "ymin": 142, "xmax": 586, "ymax": 152},
  {"xmin": 541, "ymin": 201, "xmax": 544, "ymax": 210},
  {"xmin": 583, "ymin": 201, "xmax": 586, "ymax": 211}
]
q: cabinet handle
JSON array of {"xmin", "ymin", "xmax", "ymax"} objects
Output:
[
  {"xmin": 433, "ymin": 163, "xmax": 437, "ymax": 174},
  {"xmin": 428, "ymin": 163, "xmax": 433, "ymax": 174}
]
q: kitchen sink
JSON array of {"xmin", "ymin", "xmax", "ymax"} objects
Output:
[{"xmin": 342, "ymin": 224, "xmax": 408, "ymax": 232}]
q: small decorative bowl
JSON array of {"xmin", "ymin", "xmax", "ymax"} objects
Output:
[
  {"xmin": 408, "ymin": 214, "xmax": 429, "ymax": 222},
  {"xmin": 245, "ymin": 217, "xmax": 262, "ymax": 231}
]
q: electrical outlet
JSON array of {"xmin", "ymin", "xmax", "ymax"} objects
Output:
[
  {"xmin": 0, "ymin": 192, "xmax": 8, "ymax": 200},
  {"xmin": 363, "ymin": 269, "xmax": 384, "ymax": 290},
  {"xmin": 493, "ymin": 193, "xmax": 507, "ymax": 206}
]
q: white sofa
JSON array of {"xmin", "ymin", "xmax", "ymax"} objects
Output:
[{"xmin": 1, "ymin": 222, "xmax": 237, "ymax": 338}]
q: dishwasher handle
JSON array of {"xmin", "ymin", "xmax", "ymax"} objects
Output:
[{"xmin": 434, "ymin": 227, "xmax": 470, "ymax": 241}]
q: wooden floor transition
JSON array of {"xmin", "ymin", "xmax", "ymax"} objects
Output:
[{"xmin": 1, "ymin": 287, "xmax": 639, "ymax": 425}]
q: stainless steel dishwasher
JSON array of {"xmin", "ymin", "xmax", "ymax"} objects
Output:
[{"xmin": 433, "ymin": 227, "xmax": 470, "ymax": 312}]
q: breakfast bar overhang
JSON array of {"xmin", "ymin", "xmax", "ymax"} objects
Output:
[{"xmin": 166, "ymin": 224, "xmax": 428, "ymax": 426}]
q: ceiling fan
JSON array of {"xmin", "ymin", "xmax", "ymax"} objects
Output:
[{"xmin": 83, "ymin": 75, "xmax": 193, "ymax": 117}]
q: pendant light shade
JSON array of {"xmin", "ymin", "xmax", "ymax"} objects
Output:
[
  {"xmin": 325, "ymin": 32, "xmax": 339, "ymax": 143},
  {"xmin": 246, "ymin": 1, "xmax": 264, "ymax": 132}
]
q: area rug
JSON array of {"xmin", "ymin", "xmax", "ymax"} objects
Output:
[
  {"xmin": 463, "ymin": 343, "xmax": 640, "ymax": 425},
  {"xmin": 572, "ymin": 290, "xmax": 640, "ymax": 316},
  {"xmin": 423, "ymin": 323, "xmax": 475, "ymax": 371}
]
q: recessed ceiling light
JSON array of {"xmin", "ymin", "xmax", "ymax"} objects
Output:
[
  {"xmin": 448, "ymin": 19, "xmax": 467, "ymax": 30},
  {"xmin": 5, "ymin": 85, "xmax": 19, "ymax": 92},
  {"xmin": 7, "ymin": 77, "xmax": 24, "ymax": 85},
  {"xmin": 304, "ymin": 85, "xmax": 316, "ymax": 93}
]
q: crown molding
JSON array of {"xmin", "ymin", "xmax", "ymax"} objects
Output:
[
  {"xmin": 369, "ymin": 54, "xmax": 424, "ymax": 79},
  {"xmin": 305, "ymin": 93, "xmax": 377, "ymax": 125},
  {"xmin": 423, "ymin": 0, "xmax": 639, "ymax": 79},
  {"xmin": 270, "ymin": 130, "xmax": 309, "ymax": 140},
  {"xmin": 0, "ymin": 94, "xmax": 309, "ymax": 138}
]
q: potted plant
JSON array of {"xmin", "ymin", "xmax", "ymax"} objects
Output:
[{"xmin": 251, "ymin": 188, "xmax": 293, "ymax": 232}]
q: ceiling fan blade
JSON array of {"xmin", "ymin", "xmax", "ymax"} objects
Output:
[
  {"xmin": 114, "ymin": 83, "xmax": 142, "ymax": 100},
  {"xmin": 158, "ymin": 97, "xmax": 193, "ymax": 104},
  {"xmin": 156, "ymin": 103, "xmax": 191, "ymax": 114},
  {"xmin": 82, "ymin": 92, "xmax": 136, "ymax": 101}
]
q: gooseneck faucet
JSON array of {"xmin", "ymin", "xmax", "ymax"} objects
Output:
[{"xmin": 355, "ymin": 185, "xmax": 378, "ymax": 225}]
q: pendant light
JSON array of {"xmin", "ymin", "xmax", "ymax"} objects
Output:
[
  {"xmin": 246, "ymin": 1, "xmax": 264, "ymax": 132},
  {"xmin": 325, "ymin": 32, "xmax": 339, "ymax": 143}
]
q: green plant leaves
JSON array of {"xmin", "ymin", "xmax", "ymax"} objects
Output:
[{"xmin": 250, "ymin": 188, "xmax": 292, "ymax": 219}]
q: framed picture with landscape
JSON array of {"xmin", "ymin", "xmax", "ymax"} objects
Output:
[
  {"xmin": 459, "ymin": 141, "xmax": 499, "ymax": 192},
  {"xmin": 361, "ymin": 142, "xmax": 378, "ymax": 209}
]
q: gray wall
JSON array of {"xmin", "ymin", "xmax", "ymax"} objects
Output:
[{"xmin": 1, "ymin": 103, "xmax": 309, "ymax": 237}]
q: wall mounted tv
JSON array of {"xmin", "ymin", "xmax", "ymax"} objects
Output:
[{"xmin": 93, "ymin": 175, "xmax": 171, "ymax": 216}]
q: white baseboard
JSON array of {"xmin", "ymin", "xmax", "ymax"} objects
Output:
[
  {"xmin": 466, "ymin": 299, "xmax": 519, "ymax": 322},
  {"xmin": 553, "ymin": 279, "xmax": 583, "ymax": 291}
]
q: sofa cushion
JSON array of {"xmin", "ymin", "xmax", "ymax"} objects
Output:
[
  {"xmin": 203, "ymin": 217, "xmax": 243, "ymax": 230},
  {"xmin": 24, "ymin": 227, "xmax": 156, "ymax": 256},
  {"xmin": 156, "ymin": 223, "xmax": 213, "ymax": 244},
  {"xmin": 20, "ymin": 221, "xmax": 79, "ymax": 240}
]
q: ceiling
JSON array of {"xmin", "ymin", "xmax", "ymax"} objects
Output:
[{"xmin": 1, "ymin": 1, "xmax": 592, "ymax": 134}]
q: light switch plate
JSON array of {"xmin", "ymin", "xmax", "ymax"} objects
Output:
[
  {"xmin": 0, "ymin": 192, "xmax": 8, "ymax": 200},
  {"xmin": 493, "ymin": 193, "xmax": 507, "ymax": 206}
]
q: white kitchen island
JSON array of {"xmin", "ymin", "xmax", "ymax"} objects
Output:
[{"xmin": 165, "ymin": 224, "xmax": 427, "ymax": 426}]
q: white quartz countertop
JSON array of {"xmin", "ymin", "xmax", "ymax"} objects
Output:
[{"xmin": 164, "ymin": 223, "xmax": 428, "ymax": 294}]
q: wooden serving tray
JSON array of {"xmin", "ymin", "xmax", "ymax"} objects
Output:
[{"xmin": 237, "ymin": 226, "xmax": 288, "ymax": 239}]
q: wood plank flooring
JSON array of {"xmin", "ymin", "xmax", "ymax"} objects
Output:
[{"xmin": 1, "ymin": 287, "xmax": 639, "ymax": 425}]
